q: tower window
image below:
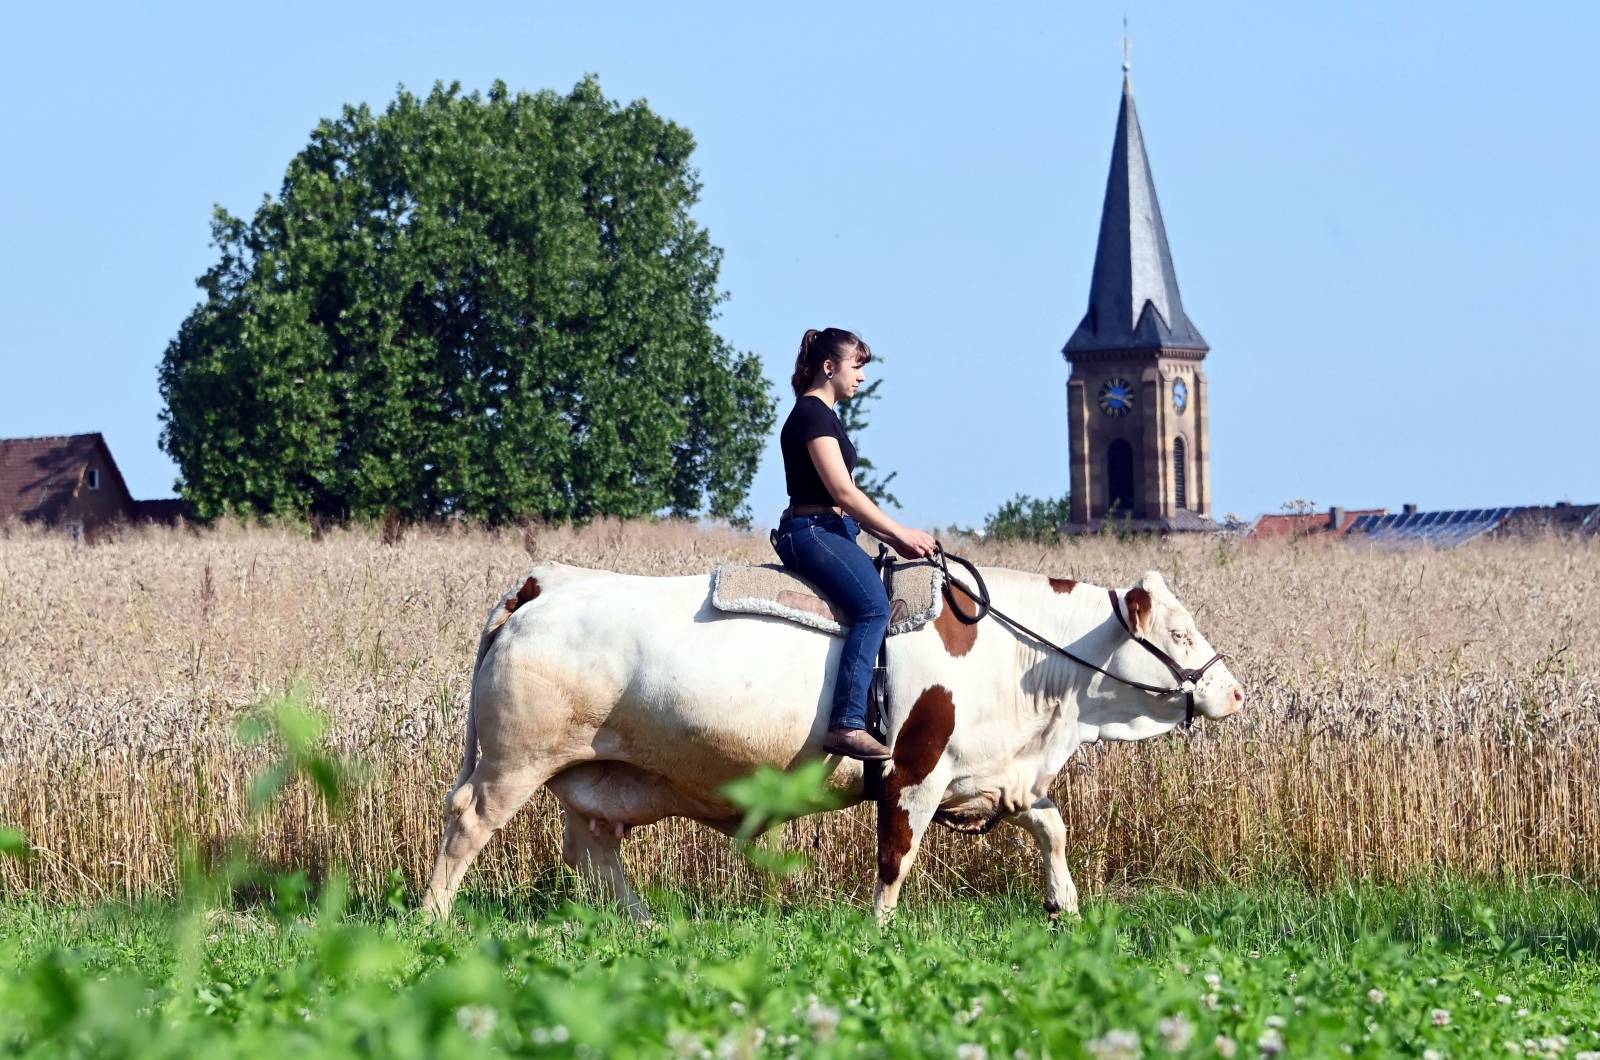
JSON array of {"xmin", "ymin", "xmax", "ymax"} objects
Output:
[
  {"xmin": 1107, "ymin": 439, "xmax": 1135, "ymax": 517},
  {"xmin": 1173, "ymin": 437, "xmax": 1187, "ymax": 510},
  {"xmin": 86, "ymin": 468, "xmax": 100, "ymax": 491}
]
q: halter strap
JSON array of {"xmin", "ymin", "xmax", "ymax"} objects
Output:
[
  {"xmin": 1106, "ymin": 588, "xmax": 1227, "ymax": 726},
  {"xmin": 923, "ymin": 546, "xmax": 1225, "ymax": 729}
]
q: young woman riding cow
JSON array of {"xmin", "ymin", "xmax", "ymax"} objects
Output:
[{"xmin": 772, "ymin": 328, "xmax": 937, "ymax": 761}]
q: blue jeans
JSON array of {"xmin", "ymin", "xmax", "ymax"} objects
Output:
[{"xmin": 773, "ymin": 513, "xmax": 890, "ymax": 732}]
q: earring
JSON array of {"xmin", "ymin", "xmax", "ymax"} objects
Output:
[{"xmin": 825, "ymin": 370, "xmax": 834, "ymax": 379}]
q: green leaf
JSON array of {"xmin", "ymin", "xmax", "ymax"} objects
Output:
[
  {"xmin": 272, "ymin": 693, "xmax": 327, "ymax": 757},
  {"xmin": 247, "ymin": 762, "xmax": 290, "ymax": 814},
  {"xmin": 302, "ymin": 756, "xmax": 346, "ymax": 811},
  {"xmin": 721, "ymin": 760, "xmax": 846, "ymax": 841},
  {"xmin": 0, "ymin": 826, "xmax": 30, "ymax": 861}
]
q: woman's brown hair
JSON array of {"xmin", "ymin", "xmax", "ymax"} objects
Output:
[{"xmin": 790, "ymin": 328, "xmax": 873, "ymax": 398}]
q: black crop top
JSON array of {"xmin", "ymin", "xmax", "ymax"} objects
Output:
[{"xmin": 779, "ymin": 395, "xmax": 857, "ymax": 507}]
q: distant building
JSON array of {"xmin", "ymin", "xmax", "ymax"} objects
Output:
[
  {"xmin": 1348, "ymin": 504, "xmax": 1599, "ymax": 548},
  {"xmin": 0, "ymin": 433, "xmax": 186, "ymax": 539},
  {"xmin": 1249, "ymin": 507, "xmax": 1388, "ymax": 540},
  {"xmin": 1247, "ymin": 502, "xmax": 1599, "ymax": 548},
  {"xmin": 1063, "ymin": 66, "xmax": 1214, "ymax": 532}
]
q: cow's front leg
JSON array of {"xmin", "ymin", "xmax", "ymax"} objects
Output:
[
  {"xmin": 874, "ymin": 766, "xmax": 948, "ymax": 925},
  {"xmin": 1005, "ymin": 798, "xmax": 1078, "ymax": 917}
]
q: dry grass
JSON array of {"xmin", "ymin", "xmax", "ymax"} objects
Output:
[{"xmin": 2, "ymin": 518, "xmax": 1597, "ymax": 905}]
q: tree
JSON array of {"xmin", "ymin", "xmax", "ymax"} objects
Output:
[
  {"xmin": 982, "ymin": 493, "xmax": 1072, "ymax": 542},
  {"xmin": 834, "ymin": 364, "xmax": 900, "ymax": 508},
  {"xmin": 160, "ymin": 78, "xmax": 775, "ymax": 524}
]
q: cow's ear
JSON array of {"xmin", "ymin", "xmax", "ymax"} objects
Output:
[
  {"xmin": 1135, "ymin": 570, "xmax": 1168, "ymax": 595},
  {"xmin": 1121, "ymin": 583, "xmax": 1155, "ymax": 638}
]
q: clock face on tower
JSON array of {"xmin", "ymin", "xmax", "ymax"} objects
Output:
[
  {"xmin": 1098, "ymin": 378, "xmax": 1135, "ymax": 417},
  {"xmin": 1172, "ymin": 378, "xmax": 1189, "ymax": 414}
]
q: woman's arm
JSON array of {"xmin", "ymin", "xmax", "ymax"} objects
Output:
[{"xmin": 805, "ymin": 436, "xmax": 935, "ymax": 557}]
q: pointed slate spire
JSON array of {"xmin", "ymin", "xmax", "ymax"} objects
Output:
[{"xmin": 1064, "ymin": 75, "xmax": 1207, "ymax": 356}]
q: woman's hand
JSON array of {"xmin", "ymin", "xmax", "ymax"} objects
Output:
[{"xmin": 894, "ymin": 526, "xmax": 937, "ymax": 560}]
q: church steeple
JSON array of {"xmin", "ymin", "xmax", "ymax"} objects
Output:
[
  {"xmin": 1062, "ymin": 68, "xmax": 1215, "ymax": 531},
  {"xmin": 1063, "ymin": 75, "xmax": 1207, "ymax": 357}
]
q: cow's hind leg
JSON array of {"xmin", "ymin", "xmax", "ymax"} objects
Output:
[
  {"xmin": 1005, "ymin": 798, "xmax": 1078, "ymax": 917},
  {"xmin": 558, "ymin": 802, "xmax": 651, "ymax": 922},
  {"xmin": 423, "ymin": 763, "xmax": 549, "ymax": 920}
]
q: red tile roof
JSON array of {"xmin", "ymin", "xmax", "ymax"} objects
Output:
[
  {"xmin": 1249, "ymin": 509, "xmax": 1388, "ymax": 539},
  {"xmin": 0, "ymin": 433, "xmax": 130, "ymax": 523}
]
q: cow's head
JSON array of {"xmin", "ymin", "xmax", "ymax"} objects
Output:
[{"xmin": 1102, "ymin": 570, "xmax": 1244, "ymax": 726}]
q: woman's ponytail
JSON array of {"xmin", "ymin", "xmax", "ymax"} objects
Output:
[{"xmin": 790, "ymin": 327, "xmax": 873, "ymax": 397}]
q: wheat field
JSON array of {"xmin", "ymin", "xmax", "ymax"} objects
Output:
[{"xmin": 1, "ymin": 518, "xmax": 1596, "ymax": 905}]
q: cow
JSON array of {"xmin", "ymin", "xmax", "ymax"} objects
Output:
[{"xmin": 422, "ymin": 561, "xmax": 1244, "ymax": 922}]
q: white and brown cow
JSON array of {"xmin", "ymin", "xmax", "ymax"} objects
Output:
[{"xmin": 423, "ymin": 561, "xmax": 1244, "ymax": 922}]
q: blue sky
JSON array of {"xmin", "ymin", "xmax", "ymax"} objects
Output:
[{"xmin": 3, "ymin": 2, "xmax": 1596, "ymax": 530}]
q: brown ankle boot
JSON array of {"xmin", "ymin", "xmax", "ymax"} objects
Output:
[{"xmin": 823, "ymin": 728, "xmax": 892, "ymax": 761}]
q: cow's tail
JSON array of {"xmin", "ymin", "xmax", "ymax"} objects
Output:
[{"xmin": 447, "ymin": 598, "xmax": 517, "ymax": 813}]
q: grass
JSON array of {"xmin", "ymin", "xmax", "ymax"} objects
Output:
[{"xmin": 2, "ymin": 881, "xmax": 1597, "ymax": 1057}]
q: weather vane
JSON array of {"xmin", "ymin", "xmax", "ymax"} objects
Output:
[{"xmin": 1122, "ymin": 15, "xmax": 1132, "ymax": 73}]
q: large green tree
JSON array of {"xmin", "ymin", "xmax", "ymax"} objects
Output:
[{"xmin": 160, "ymin": 78, "xmax": 774, "ymax": 524}]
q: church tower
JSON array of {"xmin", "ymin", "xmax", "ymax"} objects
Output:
[{"xmin": 1063, "ymin": 70, "xmax": 1214, "ymax": 530}]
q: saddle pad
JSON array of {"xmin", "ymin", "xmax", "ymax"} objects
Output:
[{"xmin": 710, "ymin": 562, "xmax": 944, "ymax": 637}]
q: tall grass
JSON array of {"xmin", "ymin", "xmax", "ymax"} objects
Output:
[{"xmin": 1, "ymin": 518, "xmax": 1596, "ymax": 902}]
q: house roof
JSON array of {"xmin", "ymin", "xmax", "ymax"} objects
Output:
[
  {"xmin": 0, "ymin": 433, "xmax": 132, "ymax": 523},
  {"xmin": 1064, "ymin": 74, "xmax": 1208, "ymax": 358},
  {"xmin": 1250, "ymin": 509, "xmax": 1388, "ymax": 539}
]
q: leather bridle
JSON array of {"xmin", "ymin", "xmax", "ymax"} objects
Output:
[{"xmin": 919, "ymin": 545, "xmax": 1227, "ymax": 727}]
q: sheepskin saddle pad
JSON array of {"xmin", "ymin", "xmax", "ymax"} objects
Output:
[{"xmin": 709, "ymin": 561, "xmax": 944, "ymax": 637}]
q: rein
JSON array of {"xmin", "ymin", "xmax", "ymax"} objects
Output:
[{"xmin": 918, "ymin": 545, "xmax": 1226, "ymax": 728}]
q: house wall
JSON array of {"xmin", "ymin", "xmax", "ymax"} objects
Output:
[{"xmin": 59, "ymin": 461, "xmax": 133, "ymax": 532}]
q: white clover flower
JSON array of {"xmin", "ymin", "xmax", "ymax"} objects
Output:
[
  {"xmin": 1503, "ymin": 1043, "xmax": 1522, "ymax": 1055},
  {"xmin": 1214, "ymin": 1035, "xmax": 1237, "ymax": 1058},
  {"xmin": 1248, "ymin": 950, "xmax": 1263, "ymax": 960},
  {"xmin": 1516, "ymin": 1009, "xmax": 1530, "ymax": 1018},
  {"xmin": 1014, "ymin": 1050, "xmax": 1030, "ymax": 1060},
  {"xmin": 956, "ymin": 1045, "xmax": 988, "ymax": 1060},
  {"xmin": 455, "ymin": 1005, "xmax": 497, "ymax": 1041},
  {"xmin": 1573, "ymin": 1051, "xmax": 1600, "ymax": 1060},
  {"xmin": 1265, "ymin": 1015, "xmax": 1286, "ymax": 1030},
  {"xmin": 729, "ymin": 1000, "xmax": 746, "ymax": 1016},
  {"xmin": 668, "ymin": 1029, "xmax": 702, "ymax": 1058},
  {"xmin": 1086, "ymin": 1028, "xmax": 1142, "ymax": 1060},
  {"xmin": 1496, "ymin": 995, "xmax": 1513, "ymax": 1006},
  {"xmin": 1201, "ymin": 992, "xmax": 1220, "ymax": 1010},
  {"xmin": 1540, "ymin": 1037, "xmax": 1569, "ymax": 1055},
  {"xmin": 1368, "ymin": 989, "xmax": 1387, "ymax": 1005},
  {"xmin": 1157, "ymin": 1014, "xmax": 1194, "ymax": 1052},
  {"xmin": 552, "ymin": 1026, "xmax": 569, "ymax": 1044},
  {"xmin": 1287, "ymin": 972, "xmax": 1298, "ymax": 985},
  {"xmin": 1423, "ymin": 1050, "xmax": 1442, "ymax": 1060},
  {"xmin": 1426, "ymin": 977, "xmax": 1439, "ymax": 987},
  {"xmin": 804, "ymin": 1000, "xmax": 841, "ymax": 1042},
  {"xmin": 1258, "ymin": 1029, "xmax": 1284, "ymax": 1056},
  {"xmin": 1432, "ymin": 1008, "xmax": 1452, "ymax": 1027},
  {"xmin": 1204, "ymin": 973, "xmax": 1223, "ymax": 990}
]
